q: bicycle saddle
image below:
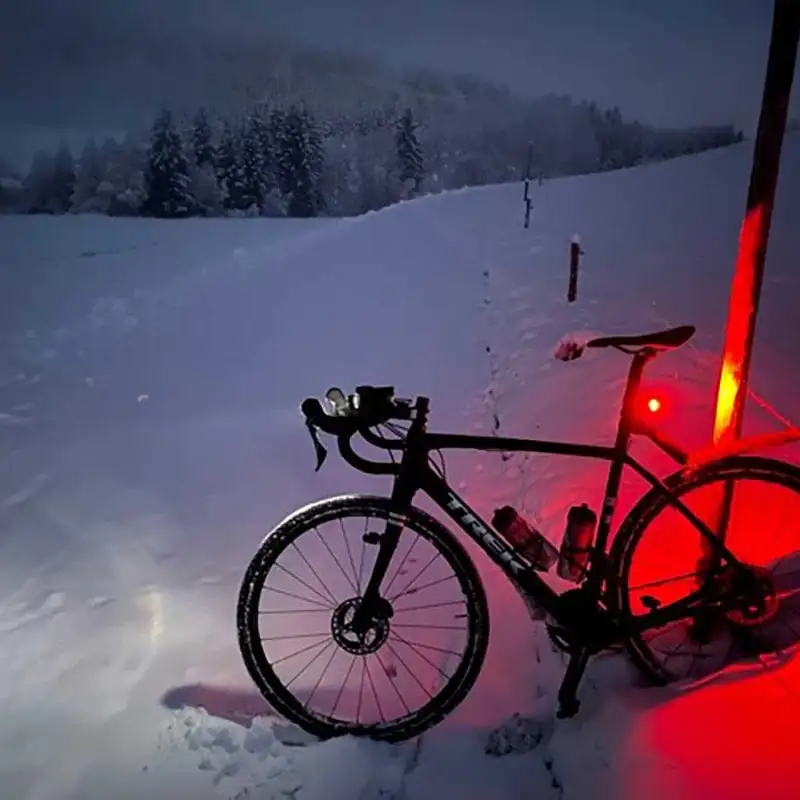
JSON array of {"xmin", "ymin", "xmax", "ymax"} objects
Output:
[{"xmin": 587, "ymin": 325, "xmax": 695, "ymax": 351}]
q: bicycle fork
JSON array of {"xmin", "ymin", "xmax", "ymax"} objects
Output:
[{"xmin": 353, "ymin": 468, "xmax": 419, "ymax": 631}]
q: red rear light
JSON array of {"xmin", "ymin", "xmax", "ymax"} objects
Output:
[{"xmin": 646, "ymin": 397, "xmax": 662, "ymax": 414}]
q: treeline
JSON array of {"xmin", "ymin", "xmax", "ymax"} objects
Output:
[{"xmin": 0, "ymin": 95, "xmax": 743, "ymax": 219}]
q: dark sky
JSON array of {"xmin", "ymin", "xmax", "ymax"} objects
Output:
[{"xmin": 1, "ymin": 0, "xmax": 797, "ymax": 133}]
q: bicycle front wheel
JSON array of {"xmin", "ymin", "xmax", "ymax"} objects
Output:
[
  {"xmin": 612, "ymin": 456, "xmax": 800, "ymax": 684},
  {"xmin": 237, "ymin": 495, "xmax": 489, "ymax": 742}
]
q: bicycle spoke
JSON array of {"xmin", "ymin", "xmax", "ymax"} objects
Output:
[
  {"xmin": 375, "ymin": 650, "xmax": 411, "ymax": 715},
  {"xmin": 387, "ymin": 636, "xmax": 463, "ymax": 659},
  {"xmin": 305, "ymin": 644, "xmax": 340, "ymax": 708},
  {"xmin": 393, "ymin": 599, "xmax": 465, "ymax": 614},
  {"xmin": 262, "ymin": 585, "xmax": 333, "ymax": 609},
  {"xmin": 331, "ymin": 655, "xmax": 358, "ymax": 719},
  {"xmin": 273, "ymin": 560, "xmax": 336, "ymax": 607},
  {"xmin": 390, "ymin": 631, "xmax": 453, "ymax": 681},
  {"xmin": 289, "ymin": 542, "xmax": 339, "ymax": 605},
  {"xmin": 261, "ymin": 631, "xmax": 331, "ymax": 641},
  {"xmin": 285, "ymin": 640, "xmax": 336, "ymax": 689},
  {"xmin": 385, "ymin": 640, "xmax": 433, "ymax": 700},
  {"xmin": 339, "ymin": 517, "xmax": 361, "ymax": 594},
  {"xmin": 392, "ymin": 573, "xmax": 458, "ymax": 602},
  {"xmin": 271, "ymin": 637, "xmax": 330, "ymax": 668},
  {"xmin": 356, "ymin": 658, "xmax": 367, "ymax": 724},
  {"xmin": 392, "ymin": 622, "xmax": 466, "ymax": 631},
  {"xmin": 259, "ymin": 607, "xmax": 330, "ymax": 614},
  {"xmin": 314, "ymin": 525, "xmax": 358, "ymax": 596},
  {"xmin": 390, "ymin": 552, "xmax": 446, "ymax": 600},
  {"xmin": 383, "ymin": 533, "xmax": 422, "ymax": 595},
  {"xmin": 629, "ymin": 571, "xmax": 703, "ymax": 592},
  {"xmin": 364, "ymin": 657, "xmax": 386, "ymax": 723}
]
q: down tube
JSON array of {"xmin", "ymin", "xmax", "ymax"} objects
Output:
[{"xmin": 420, "ymin": 467, "xmax": 561, "ymax": 615}]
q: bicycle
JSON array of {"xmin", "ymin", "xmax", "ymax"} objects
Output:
[{"xmin": 237, "ymin": 324, "xmax": 800, "ymax": 742}]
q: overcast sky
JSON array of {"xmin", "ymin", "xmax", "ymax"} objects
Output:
[{"xmin": 1, "ymin": 0, "xmax": 797, "ymax": 134}]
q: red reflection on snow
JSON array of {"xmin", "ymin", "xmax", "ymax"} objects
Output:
[{"xmin": 622, "ymin": 473, "xmax": 800, "ymax": 799}]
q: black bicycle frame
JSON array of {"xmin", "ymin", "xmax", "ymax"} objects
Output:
[{"xmin": 359, "ymin": 351, "xmax": 744, "ymax": 634}]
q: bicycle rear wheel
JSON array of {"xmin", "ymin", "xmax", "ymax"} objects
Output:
[
  {"xmin": 237, "ymin": 495, "xmax": 489, "ymax": 742},
  {"xmin": 612, "ymin": 456, "xmax": 800, "ymax": 684}
]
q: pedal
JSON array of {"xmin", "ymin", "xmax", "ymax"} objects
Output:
[{"xmin": 363, "ymin": 532, "xmax": 381, "ymax": 545}]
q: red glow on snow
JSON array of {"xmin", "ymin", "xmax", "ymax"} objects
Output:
[
  {"xmin": 621, "ymin": 475, "xmax": 800, "ymax": 799},
  {"xmin": 713, "ymin": 204, "xmax": 765, "ymax": 444}
]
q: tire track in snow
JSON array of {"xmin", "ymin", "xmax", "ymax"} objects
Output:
[{"xmin": 480, "ymin": 267, "xmax": 504, "ymax": 443}]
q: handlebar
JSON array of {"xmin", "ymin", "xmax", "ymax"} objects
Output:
[{"xmin": 300, "ymin": 385, "xmax": 421, "ymax": 475}]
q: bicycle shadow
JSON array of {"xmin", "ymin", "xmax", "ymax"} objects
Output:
[
  {"xmin": 162, "ymin": 549, "xmax": 800, "ymax": 729},
  {"xmin": 161, "ymin": 682, "xmax": 323, "ymax": 746}
]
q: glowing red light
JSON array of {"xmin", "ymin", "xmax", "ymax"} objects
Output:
[{"xmin": 713, "ymin": 204, "xmax": 764, "ymax": 444}]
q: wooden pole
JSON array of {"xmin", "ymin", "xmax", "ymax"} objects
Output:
[
  {"xmin": 712, "ymin": 0, "xmax": 800, "ymax": 444},
  {"xmin": 523, "ymin": 143, "xmax": 533, "ymax": 229},
  {"xmin": 568, "ymin": 236, "xmax": 583, "ymax": 303},
  {"xmin": 699, "ymin": 0, "xmax": 799, "ymax": 590}
]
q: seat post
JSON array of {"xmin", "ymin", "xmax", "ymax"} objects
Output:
[{"xmin": 615, "ymin": 348, "xmax": 655, "ymax": 448}]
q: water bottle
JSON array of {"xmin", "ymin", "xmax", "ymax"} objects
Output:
[
  {"xmin": 492, "ymin": 506, "xmax": 558, "ymax": 571},
  {"xmin": 557, "ymin": 503, "xmax": 598, "ymax": 582}
]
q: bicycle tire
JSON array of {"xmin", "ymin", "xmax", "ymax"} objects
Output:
[
  {"xmin": 611, "ymin": 455, "xmax": 800, "ymax": 684},
  {"xmin": 237, "ymin": 494, "xmax": 490, "ymax": 742}
]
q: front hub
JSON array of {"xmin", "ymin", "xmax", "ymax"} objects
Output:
[{"xmin": 331, "ymin": 597, "xmax": 391, "ymax": 655}]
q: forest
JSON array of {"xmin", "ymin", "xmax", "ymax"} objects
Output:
[{"xmin": 0, "ymin": 67, "xmax": 744, "ymax": 219}]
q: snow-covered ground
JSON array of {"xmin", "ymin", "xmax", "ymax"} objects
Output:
[{"xmin": 1, "ymin": 134, "xmax": 799, "ymax": 800}]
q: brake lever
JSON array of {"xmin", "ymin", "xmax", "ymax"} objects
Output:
[{"xmin": 305, "ymin": 420, "xmax": 328, "ymax": 471}]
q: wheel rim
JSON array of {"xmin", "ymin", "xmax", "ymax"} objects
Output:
[
  {"xmin": 244, "ymin": 504, "xmax": 484, "ymax": 735},
  {"xmin": 617, "ymin": 462, "xmax": 800, "ymax": 683}
]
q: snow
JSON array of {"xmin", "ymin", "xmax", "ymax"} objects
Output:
[{"xmin": 1, "ymin": 134, "xmax": 800, "ymax": 799}]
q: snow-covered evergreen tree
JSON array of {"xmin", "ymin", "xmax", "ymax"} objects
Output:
[
  {"xmin": 0, "ymin": 160, "xmax": 23, "ymax": 212},
  {"xmin": 22, "ymin": 150, "xmax": 56, "ymax": 213},
  {"xmin": 50, "ymin": 142, "xmax": 76, "ymax": 213},
  {"xmin": 71, "ymin": 138, "xmax": 105, "ymax": 212},
  {"xmin": 216, "ymin": 120, "xmax": 247, "ymax": 212},
  {"xmin": 395, "ymin": 108, "xmax": 425, "ymax": 197},
  {"xmin": 276, "ymin": 105, "xmax": 325, "ymax": 217},
  {"xmin": 240, "ymin": 113, "xmax": 268, "ymax": 212},
  {"xmin": 302, "ymin": 107, "xmax": 326, "ymax": 213},
  {"xmin": 186, "ymin": 107, "xmax": 222, "ymax": 215},
  {"xmin": 142, "ymin": 108, "xmax": 195, "ymax": 217},
  {"xmin": 190, "ymin": 107, "xmax": 216, "ymax": 168},
  {"xmin": 189, "ymin": 162, "xmax": 224, "ymax": 216}
]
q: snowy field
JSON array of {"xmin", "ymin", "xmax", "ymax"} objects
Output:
[{"xmin": 1, "ymin": 134, "xmax": 799, "ymax": 800}]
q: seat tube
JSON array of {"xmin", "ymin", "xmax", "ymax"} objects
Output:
[{"xmin": 594, "ymin": 351, "xmax": 651, "ymax": 555}]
